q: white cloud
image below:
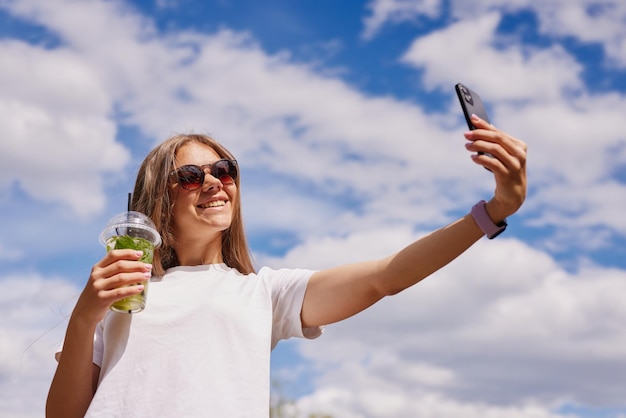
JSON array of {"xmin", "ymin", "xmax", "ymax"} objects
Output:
[
  {"xmin": 362, "ymin": 0, "xmax": 442, "ymax": 40},
  {"xmin": 401, "ymin": 12, "xmax": 583, "ymax": 101},
  {"xmin": 0, "ymin": 39, "xmax": 129, "ymax": 217},
  {"xmin": 524, "ymin": 0, "xmax": 626, "ymax": 67},
  {"xmin": 259, "ymin": 225, "xmax": 419, "ymax": 269},
  {"xmin": 295, "ymin": 388, "xmax": 570, "ymax": 418},
  {"xmin": 269, "ymin": 237, "xmax": 626, "ymax": 416},
  {"xmin": 397, "ymin": 10, "xmax": 626, "ymax": 249},
  {"xmin": 0, "ymin": 274, "xmax": 78, "ymax": 418},
  {"xmin": 497, "ymin": 96, "xmax": 626, "ymax": 249},
  {"xmin": 366, "ymin": 0, "xmax": 626, "ymax": 68}
]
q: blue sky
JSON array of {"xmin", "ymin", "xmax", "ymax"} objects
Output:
[{"xmin": 1, "ymin": 0, "xmax": 626, "ymax": 417}]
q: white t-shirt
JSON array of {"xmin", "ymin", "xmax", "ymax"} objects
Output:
[{"xmin": 80, "ymin": 264, "xmax": 322, "ymax": 417}]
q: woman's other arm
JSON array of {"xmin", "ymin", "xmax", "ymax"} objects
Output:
[{"xmin": 46, "ymin": 249, "xmax": 151, "ymax": 417}]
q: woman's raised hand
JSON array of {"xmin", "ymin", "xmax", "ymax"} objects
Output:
[{"xmin": 464, "ymin": 114, "xmax": 527, "ymax": 222}]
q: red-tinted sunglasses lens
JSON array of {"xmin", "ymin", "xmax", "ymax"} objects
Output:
[
  {"xmin": 175, "ymin": 165, "xmax": 204, "ymax": 190},
  {"xmin": 211, "ymin": 160, "xmax": 237, "ymax": 185},
  {"xmin": 173, "ymin": 160, "xmax": 238, "ymax": 190}
]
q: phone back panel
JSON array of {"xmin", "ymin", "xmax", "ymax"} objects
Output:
[{"xmin": 455, "ymin": 83, "xmax": 490, "ymax": 129}]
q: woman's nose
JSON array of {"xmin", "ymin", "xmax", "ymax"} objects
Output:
[{"xmin": 201, "ymin": 169, "xmax": 224, "ymax": 191}]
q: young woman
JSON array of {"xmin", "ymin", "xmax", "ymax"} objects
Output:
[{"xmin": 46, "ymin": 115, "xmax": 527, "ymax": 417}]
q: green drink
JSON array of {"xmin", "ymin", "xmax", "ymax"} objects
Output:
[{"xmin": 99, "ymin": 211, "xmax": 161, "ymax": 314}]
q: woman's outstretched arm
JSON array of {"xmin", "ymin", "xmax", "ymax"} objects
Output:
[{"xmin": 301, "ymin": 115, "xmax": 527, "ymax": 328}]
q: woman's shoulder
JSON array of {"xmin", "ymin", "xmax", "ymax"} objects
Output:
[{"xmin": 254, "ymin": 266, "xmax": 317, "ymax": 281}]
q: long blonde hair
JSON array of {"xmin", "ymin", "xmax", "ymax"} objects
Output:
[{"xmin": 131, "ymin": 134, "xmax": 255, "ymax": 276}]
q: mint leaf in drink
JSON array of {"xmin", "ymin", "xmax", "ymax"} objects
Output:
[{"xmin": 107, "ymin": 236, "xmax": 154, "ymax": 263}]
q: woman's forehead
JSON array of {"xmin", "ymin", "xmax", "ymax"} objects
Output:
[{"xmin": 175, "ymin": 142, "xmax": 220, "ymax": 165}]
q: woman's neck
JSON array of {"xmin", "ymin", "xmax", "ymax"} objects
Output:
[{"xmin": 174, "ymin": 239, "xmax": 223, "ymax": 266}]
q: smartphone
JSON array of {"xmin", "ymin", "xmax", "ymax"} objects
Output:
[{"xmin": 455, "ymin": 82, "xmax": 491, "ymax": 157}]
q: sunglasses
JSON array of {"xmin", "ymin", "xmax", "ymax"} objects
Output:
[{"xmin": 170, "ymin": 159, "xmax": 238, "ymax": 190}]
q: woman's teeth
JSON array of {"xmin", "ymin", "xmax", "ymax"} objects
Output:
[{"xmin": 199, "ymin": 200, "xmax": 226, "ymax": 208}]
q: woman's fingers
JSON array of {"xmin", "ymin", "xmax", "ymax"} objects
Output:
[
  {"xmin": 464, "ymin": 115, "xmax": 528, "ymax": 218},
  {"xmin": 92, "ymin": 254, "xmax": 152, "ymax": 291},
  {"xmin": 73, "ymin": 250, "xmax": 152, "ymax": 323}
]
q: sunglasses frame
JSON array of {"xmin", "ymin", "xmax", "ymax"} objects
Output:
[{"xmin": 169, "ymin": 159, "xmax": 238, "ymax": 191}]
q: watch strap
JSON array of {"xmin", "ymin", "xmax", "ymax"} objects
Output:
[{"xmin": 471, "ymin": 200, "xmax": 507, "ymax": 239}]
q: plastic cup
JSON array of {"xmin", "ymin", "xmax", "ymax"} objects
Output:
[{"xmin": 98, "ymin": 211, "xmax": 161, "ymax": 313}]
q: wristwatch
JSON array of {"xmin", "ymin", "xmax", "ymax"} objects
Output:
[{"xmin": 471, "ymin": 200, "xmax": 507, "ymax": 239}]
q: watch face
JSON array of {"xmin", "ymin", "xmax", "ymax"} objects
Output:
[{"xmin": 488, "ymin": 221, "xmax": 507, "ymax": 239}]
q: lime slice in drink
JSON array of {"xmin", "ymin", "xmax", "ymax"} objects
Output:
[{"xmin": 106, "ymin": 235, "xmax": 153, "ymax": 313}]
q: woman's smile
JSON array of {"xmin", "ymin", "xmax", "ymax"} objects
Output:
[{"xmin": 197, "ymin": 199, "xmax": 228, "ymax": 209}]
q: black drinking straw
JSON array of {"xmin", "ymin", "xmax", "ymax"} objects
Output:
[
  {"xmin": 126, "ymin": 192, "xmax": 134, "ymax": 313},
  {"xmin": 126, "ymin": 192, "xmax": 132, "ymax": 234}
]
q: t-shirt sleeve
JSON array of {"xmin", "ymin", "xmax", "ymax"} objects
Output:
[
  {"xmin": 260, "ymin": 267, "xmax": 324, "ymax": 349},
  {"xmin": 92, "ymin": 320, "xmax": 104, "ymax": 367}
]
